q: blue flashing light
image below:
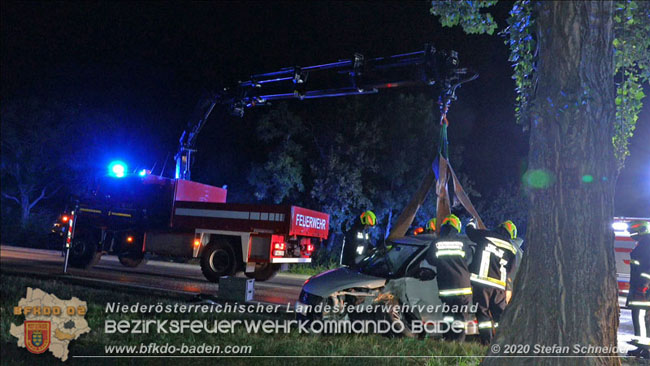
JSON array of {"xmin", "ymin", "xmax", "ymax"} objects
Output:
[
  {"xmin": 138, "ymin": 169, "xmax": 148, "ymax": 177},
  {"xmin": 108, "ymin": 161, "xmax": 128, "ymax": 178}
]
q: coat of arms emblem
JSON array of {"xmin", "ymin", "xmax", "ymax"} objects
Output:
[{"xmin": 25, "ymin": 321, "xmax": 51, "ymax": 354}]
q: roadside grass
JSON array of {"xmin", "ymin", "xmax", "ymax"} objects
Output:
[
  {"xmin": 1, "ymin": 272, "xmax": 487, "ymax": 365},
  {"xmin": 285, "ymin": 263, "xmax": 337, "ymax": 276}
]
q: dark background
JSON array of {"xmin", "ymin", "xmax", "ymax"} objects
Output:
[{"xmin": 1, "ymin": 1, "xmax": 648, "ymax": 216}]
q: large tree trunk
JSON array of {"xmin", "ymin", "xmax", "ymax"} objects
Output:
[{"xmin": 484, "ymin": 2, "xmax": 619, "ymax": 366}]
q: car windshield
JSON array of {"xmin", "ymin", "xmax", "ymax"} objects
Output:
[{"xmin": 357, "ymin": 243, "xmax": 424, "ymax": 278}]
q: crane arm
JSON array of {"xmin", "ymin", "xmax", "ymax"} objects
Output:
[{"xmin": 175, "ymin": 43, "xmax": 477, "ymax": 180}]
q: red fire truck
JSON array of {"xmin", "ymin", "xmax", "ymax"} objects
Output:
[
  {"xmin": 63, "ymin": 44, "xmax": 472, "ymax": 282},
  {"xmin": 65, "ymin": 174, "xmax": 329, "ymax": 281}
]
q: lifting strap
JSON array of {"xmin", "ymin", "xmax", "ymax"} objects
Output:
[
  {"xmin": 386, "ymin": 102, "xmax": 485, "ymax": 240},
  {"xmin": 434, "ymin": 103, "xmax": 485, "ymax": 231}
]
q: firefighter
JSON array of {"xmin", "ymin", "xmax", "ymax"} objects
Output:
[
  {"xmin": 426, "ymin": 214, "xmax": 475, "ymax": 341},
  {"xmin": 467, "ymin": 220, "xmax": 518, "ymax": 345},
  {"xmin": 341, "ymin": 210, "xmax": 376, "ymax": 267},
  {"xmin": 626, "ymin": 220, "xmax": 650, "ymax": 358}
]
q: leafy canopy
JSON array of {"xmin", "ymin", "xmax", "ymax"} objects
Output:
[
  {"xmin": 248, "ymin": 94, "xmax": 479, "ymax": 235},
  {"xmin": 430, "ymin": 0, "xmax": 650, "ymax": 168}
]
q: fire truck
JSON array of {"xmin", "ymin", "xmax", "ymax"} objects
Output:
[
  {"xmin": 62, "ymin": 43, "xmax": 475, "ymax": 282},
  {"xmin": 64, "ymin": 173, "xmax": 327, "ymax": 281},
  {"xmin": 613, "ymin": 217, "xmax": 650, "ymax": 295}
]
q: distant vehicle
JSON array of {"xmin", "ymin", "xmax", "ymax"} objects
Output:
[
  {"xmin": 295, "ymin": 233, "xmax": 479, "ymax": 338},
  {"xmin": 61, "ymin": 171, "xmax": 329, "ymax": 282},
  {"xmin": 613, "ymin": 217, "xmax": 650, "ymax": 295}
]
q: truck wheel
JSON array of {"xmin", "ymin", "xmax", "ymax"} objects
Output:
[
  {"xmin": 118, "ymin": 252, "xmax": 146, "ymax": 268},
  {"xmin": 244, "ymin": 263, "xmax": 281, "ymax": 282},
  {"xmin": 200, "ymin": 240, "xmax": 237, "ymax": 282},
  {"xmin": 68, "ymin": 232, "xmax": 102, "ymax": 269}
]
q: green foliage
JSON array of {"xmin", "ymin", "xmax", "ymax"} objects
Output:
[
  {"xmin": 502, "ymin": 0, "xmax": 535, "ymax": 126},
  {"xmin": 430, "ymin": 0, "xmax": 650, "ymax": 169},
  {"xmin": 613, "ymin": 0, "xmax": 650, "ymax": 167},
  {"xmin": 248, "ymin": 104, "xmax": 307, "ymax": 203},
  {"xmin": 430, "ymin": 1, "xmax": 499, "ymax": 35},
  {"xmin": 248, "ymin": 104, "xmax": 311, "ymax": 203},
  {"xmin": 476, "ymin": 182, "xmax": 529, "ymax": 236},
  {"xmin": 248, "ymin": 94, "xmax": 479, "ymax": 240}
]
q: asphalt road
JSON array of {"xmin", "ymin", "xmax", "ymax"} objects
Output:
[
  {"xmin": 0, "ymin": 245, "xmax": 306, "ymax": 306},
  {"xmin": 0, "ymin": 245, "xmax": 639, "ymax": 355}
]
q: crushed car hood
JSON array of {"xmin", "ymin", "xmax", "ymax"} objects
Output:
[{"xmin": 303, "ymin": 267, "xmax": 386, "ymax": 298}]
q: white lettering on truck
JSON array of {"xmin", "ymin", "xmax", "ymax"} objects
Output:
[{"xmin": 295, "ymin": 214, "xmax": 326, "ymax": 230}]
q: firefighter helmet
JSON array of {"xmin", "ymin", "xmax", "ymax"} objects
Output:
[
  {"xmin": 360, "ymin": 210, "xmax": 376, "ymax": 226},
  {"xmin": 426, "ymin": 218, "xmax": 437, "ymax": 232},
  {"xmin": 442, "ymin": 214, "xmax": 461, "ymax": 233},
  {"xmin": 630, "ymin": 221, "xmax": 650, "ymax": 238},
  {"xmin": 499, "ymin": 220, "xmax": 518, "ymax": 240}
]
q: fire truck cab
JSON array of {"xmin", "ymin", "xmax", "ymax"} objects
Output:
[{"xmin": 65, "ymin": 172, "xmax": 329, "ymax": 282}]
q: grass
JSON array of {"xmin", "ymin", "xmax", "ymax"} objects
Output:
[
  {"xmin": 285, "ymin": 263, "xmax": 337, "ymax": 276},
  {"xmin": 1, "ymin": 272, "xmax": 488, "ymax": 365}
]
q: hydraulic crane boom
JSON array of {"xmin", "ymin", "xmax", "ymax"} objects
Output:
[{"xmin": 175, "ymin": 43, "xmax": 477, "ymax": 180}]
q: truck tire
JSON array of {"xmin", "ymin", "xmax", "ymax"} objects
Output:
[
  {"xmin": 68, "ymin": 232, "xmax": 102, "ymax": 269},
  {"xmin": 118, "ymin": 252, "xmax": 146, "ymax": 268},
  {"xmin": 200, "ymin": 240, "xmax": 237, "ymax": 282},
  {"xmin": 244, "ymin": 263, "xmax": 281, "ymax": 282}
]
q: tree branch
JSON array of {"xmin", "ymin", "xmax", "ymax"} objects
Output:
[
  {"xmin": 28, "ymin": 187, "xmax": 47, "ymax": 210},
  {"xmin": 43, "ymin": 185, "xmax": 62, "ymax": 200},
  {"xmin": 1, "ymin": 191, "xmax": 20, "ymax": 205}
]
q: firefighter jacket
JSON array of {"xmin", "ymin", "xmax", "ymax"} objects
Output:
[
  {"xmin": 467, "ymin": 226, "xmax": 518, "ymax": 291},
  {"xmin": 341, "ymin": 218, "xmax": 373, "ymax": 266},
  {"xmin": 426, "ymin": 231, "xmax": 476, "ymax": 297},
  {"xmin": 627, "ymin": 235, "xmax": 650, "ymax": 308}
]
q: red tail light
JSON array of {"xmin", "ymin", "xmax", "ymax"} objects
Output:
[
  {"xmin": 61, "ymin": 215, "xmax": 69, "ymax": 222},
  {"xmin": 193, "ymin": 239, "xmax": 201, "ymax": 247},
  {"xmin": 126, "ymin": 236, "xmax": 134, "ymax": 243},
  {"xmin": 273, "ymin": 242, "xmax": 286, "ymax": 250},
  {"xmin": 306, "ymin": 244, "xmax": 315, "ymax": 253}
]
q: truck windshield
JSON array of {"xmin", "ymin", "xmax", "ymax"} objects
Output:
[{"xmin": 357, "ymin": 243, "xmax": 424, "ymax": 278}]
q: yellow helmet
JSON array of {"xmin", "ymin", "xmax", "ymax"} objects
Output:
[
  {"xmin": 499, "ymin": 220, "xmax": 517, "ymax": 239},
  {"xmin": 441, "ymin": 214, "xmax": 461, "ymax": 233},
  {"xmin": 360, "ymin": 210, "xmax": 376, "ymax": 226},
  {"xmin": 426, "ymin": 218, "xmax": 437, "ymax": 232}
]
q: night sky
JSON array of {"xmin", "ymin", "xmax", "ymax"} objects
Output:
[{"xmin": 2, "ymin": 1, "xmax": 648, "ymax": 216}]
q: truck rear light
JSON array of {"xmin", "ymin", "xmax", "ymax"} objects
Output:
[
  {"xmin": 273, "ymin": 250, "xmax": 285, "ymax": 257},
  {"xmin": 273, "ymin": 242, "xmax": 286, "ymax": 250},
  {"xmin": 306, "ymin": 244, "xmax": 315, "ymax": 253},
  {"xmin": 126, "ymin": 236, "xmax": 134, "ymax": 243},
  {"xmin": 193, "ymin": 239, "xmax": 201, "ymax": 247}
]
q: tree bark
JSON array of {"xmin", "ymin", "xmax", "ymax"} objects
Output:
[{"xmin": 483, "ymin": 2, "xmax": 619, "ymax": 366}]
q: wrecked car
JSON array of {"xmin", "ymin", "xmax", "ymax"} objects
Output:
[{"xmin": 295, "ymin": 233, "xmax": 480, "ymax": 338}]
